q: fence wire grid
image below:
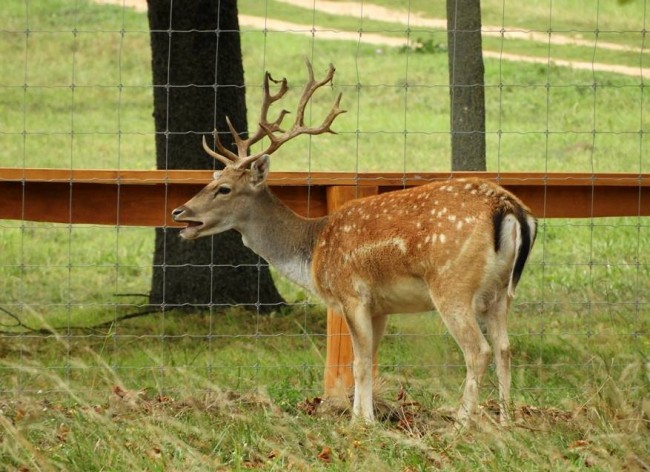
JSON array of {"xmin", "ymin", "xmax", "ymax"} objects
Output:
[{"xmin": 0, "ymin": 0, "xmax": 649, "ymax": 409}]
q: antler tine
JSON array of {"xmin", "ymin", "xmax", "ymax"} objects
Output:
[
  {"xmin": 202, "ymin": 132, "xmax": 238, "ymax": 167},
  {"xmin": 233, "ymin": 59, "xmax": 346, "ymax": 170},
  {"xmin": 294, "ymin": 59, "xmax": 336, "ymax": 127},
  {"xmin": 275, "ymin": 60, "xmax": 345, "ymax": 144},
  {"xmin": 314, "ymin": 91, "xmax": 346, "ymax": 134},
  {"xmin": 224, "ymin": 116, "xmax": 250, "ymax": 159},
  {"xmin": 246, "ymin": 72, "xmax": 291, "ymax": 146},
  {"xmin": 205, "ymin": 72, "xmax": 290, "ymax": 172}
]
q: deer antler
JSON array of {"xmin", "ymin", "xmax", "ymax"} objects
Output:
[{"xmin": 203, "ymin": 59, "xmax": 346, "ymax": 169}]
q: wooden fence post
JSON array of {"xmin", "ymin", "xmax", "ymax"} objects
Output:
[{"xmin": 323, "ymin": 185, "xmax": 378, "ymax": 398}]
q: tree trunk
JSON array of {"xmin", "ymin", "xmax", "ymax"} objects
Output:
[
  {"xmin": 447, "ymin": 0, "xmax": 486, "ymax": 171},
  {"xmin": 146, "ymin": 0, "xmax": 284, "ymax": 312}
]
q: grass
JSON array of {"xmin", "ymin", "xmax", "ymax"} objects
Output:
[
  {"xmin": 1, "ymin": 308, "xmax": 649, "ymax": 470},
  {"xmin": 1, "ymin": 0, "xmax": 649, "ymax": 470}
]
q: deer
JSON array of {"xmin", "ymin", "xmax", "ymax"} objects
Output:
[{"xmin": 171, "ymin": 60, "xmax": 537, "ymax": 427}]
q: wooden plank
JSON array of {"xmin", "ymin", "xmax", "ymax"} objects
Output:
[
  {"xmin": 504, "ymin": 184, "xmax": 647, "ymax": 218},
  {"xmin": 323, "ymin": 185, "xmax": 379, "ymax": 399},
  {"xmin": 0, "ymin": 179, "xmax": 328, "ymax": 225},
  {"xmin": 0, "ymin": 180, "xmax": 199, "ymax": 226},
  {"xmin": 1, "ymin": 168, "xmax": 649, "ymax": 225},
  {"xmin": 4, "ymin": 167, "xmax": 647, "ymax": 186}
]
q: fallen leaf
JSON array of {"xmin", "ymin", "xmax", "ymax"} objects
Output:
[
  {"xmin": 317, "ymin": 447, "xmax": 332, "ymax": 463},
  {"xmin": 568, "ymin": 440, "xmax": 590, "ymax": 449},
  {"xmin": 298, "ymin": 397, "xmax": 322, "ymax": 415},
  {"xmin": 156, "ymin": 395, "xmax": 173, "ymax": 404},
  {"xmin": 56, "ymin": 423, "xmax": 70, "ymax": 443},
  {"xmin": 15, "ymin": 407, "xmax": 26, "ymax": 422},
  {"xmin": 147, "ymin": 446, "xmax": 163, "ymax": 460}
]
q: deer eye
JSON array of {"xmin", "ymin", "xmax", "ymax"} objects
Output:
[{"xmin": 215, "ymin": 186, "xmax": 231, "ymax": 196}]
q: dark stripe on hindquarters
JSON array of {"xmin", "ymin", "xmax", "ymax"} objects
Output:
[
  {"xmin": 511, "ymin": 209, "xmax": 533, "ymax": 288},
  {"xmin": 492, "ymin": 206, "xmax": 535, "ymax": 288},
  {"xmin": 492, "ymin": 208, "xmax": 506, "ymax": 253}
]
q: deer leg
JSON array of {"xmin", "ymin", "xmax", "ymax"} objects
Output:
[
  {"xmin": 344, "ymin": 304, "xmax": 375, "ymax": 422},
  {"xmin": 371, "ymin": 314, "xmax": 388, "ymax": 391},
  {"xmin": 484, "ymin": 293, "xmax": 512, "ymax": 425},
  {"xmin": 434, "ymin": 299, "xmax": 492, "ymax": 429},
  {"xmin": 372, "ymin": 315, "xmax": 388, "ymax": 358}
]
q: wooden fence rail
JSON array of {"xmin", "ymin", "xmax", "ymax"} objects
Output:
[{"xmin": 1, "ymin": 167, "xmax": 649, "ymax": 396}]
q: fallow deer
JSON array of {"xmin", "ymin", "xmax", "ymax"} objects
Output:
[{"xmin": 172, "ymin": 60, "xmax": 537, "ymax": 426}]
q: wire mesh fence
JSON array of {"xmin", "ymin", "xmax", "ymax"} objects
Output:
[{"xmin": 1, "ymin": 0, "xmax": 648, "ymax": 414}]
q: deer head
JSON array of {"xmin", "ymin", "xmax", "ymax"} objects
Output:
[{"xmin": 172, "ymin": 59, "xmax": 345, "ymax": 240}]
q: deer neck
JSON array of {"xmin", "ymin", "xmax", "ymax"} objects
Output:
[{"xmin": 234, "ymin": 186, "xmax": 327, "ymax": 292}]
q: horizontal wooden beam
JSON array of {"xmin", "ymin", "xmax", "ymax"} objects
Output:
[{"xmin": 1, "ymin": 168, "xmax": 648, "ymax": 226}]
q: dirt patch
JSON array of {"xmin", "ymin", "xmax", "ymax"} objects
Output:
[{"xmin": 95, "ymin": 0, "xmax": 649, "ymax": 79}]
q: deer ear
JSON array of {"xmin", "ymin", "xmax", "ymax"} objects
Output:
[{"xmin": 250, "ymin": 154, "xmax": 270, "ymax": 186}]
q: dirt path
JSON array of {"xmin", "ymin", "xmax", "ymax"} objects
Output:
[
  {"xmin": 95, "ymin": 0, "xmax": 650, "ymax": 79},
  {"xmin": 279, "ymin": 0, "xmax": 647, "ymax": 54}
]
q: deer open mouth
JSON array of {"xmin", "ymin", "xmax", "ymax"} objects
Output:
[{"xmin": 178, "ymin": 220, "xmax": 204, "ymax": 239}]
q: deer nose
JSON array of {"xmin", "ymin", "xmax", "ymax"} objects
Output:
[{"xmin": 171, "ymin": 207, "xmax": 185, "ymax": 221}]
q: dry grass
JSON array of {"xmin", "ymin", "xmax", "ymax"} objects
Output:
[{"xmin": 1, "ymin": 308, "xmax": 648, "ymax": 471}]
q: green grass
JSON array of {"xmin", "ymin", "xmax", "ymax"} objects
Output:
[
  {"xmin": 1, "ymin": 0, "xmax": 650, "ymax": 470},
  {"xmin": 2, "ymin": 0, "xmax": 650, "ymax": 172},
  {"xmin": 2, "ymin": 308, "xmax": 648, "ymax": 470}
]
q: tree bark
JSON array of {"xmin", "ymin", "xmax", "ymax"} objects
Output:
[
  {"xmin": 146, "ymin": 0, "xmax": 284, "ymax": 312},
  {"xmin": 447, "ymin": 0, "xmax": 487, "ymax": 171}
]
